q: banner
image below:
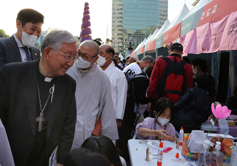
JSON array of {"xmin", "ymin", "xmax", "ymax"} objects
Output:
[
  {"xmin": 139, "ymin": 45, "xmax": 144, "ymax": 54},
  {"xmin": 163, "ymin": 23, "xmax": 181, "ymax": 45},
  {"xmin": 181, "ymin": 6, "xmax": 205, "ymax": 37},
  {"xmin": 146, "ymin": 39, "xmax": 156, "ymax": 52},
  {"xmin": 156, "ymin": 35, "xmax": 163, "ymax": 49},
  {"xmin": 198, "ymin": 0, "xmax": 237, "ymax": 27}
]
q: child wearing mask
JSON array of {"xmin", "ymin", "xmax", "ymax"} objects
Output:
[{"xmin": 136, "ymin": 98, "xmax": 176, "ymax": 142}]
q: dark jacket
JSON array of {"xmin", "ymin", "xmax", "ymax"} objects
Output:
[
  {"xmin": 123, "ymin": 73, "xmax": 149, "ymax": 125},
  {"xmin": 0, "ymin": 60, "xmax": 76, "ymax": 165},
  {"xmin": 170, "ymin": 87, "xmax": 212, "ymax": 133},
  {"xmin": 0, "ymin": 35, "xmax": 40, "ymax": 70}
]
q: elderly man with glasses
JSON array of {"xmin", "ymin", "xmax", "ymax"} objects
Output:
[
  {"xmin": 67, "ymin": 40, "xmax": 118, "ymax": 149},
  {"xmin": 0, "ymin": 29, "xmax": 78, "ymax": 166}
]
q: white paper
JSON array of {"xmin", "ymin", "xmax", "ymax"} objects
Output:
[
  {"xmin": 49, "ymin": 146, "xmax": 57, "ymax": 166},
  {"xmin": 187, "ymin": 130, "xmax": 205, "ymax": 153},
  {"xmin": 218, "ymin": 119, "xmax": 229, "ymax": 135},
  {"xmin": 210, "ymin": 119, "xmax": 215, "ymax": 126}
]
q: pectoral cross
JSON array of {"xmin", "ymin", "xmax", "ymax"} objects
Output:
[{"xmin": 36, "ymin": 112, "xmax": 45, "ymax": 132}]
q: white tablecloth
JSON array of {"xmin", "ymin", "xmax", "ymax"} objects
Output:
[{"xmin": 128, "ymin": 139, "xmax": 184, "ymax": 166}]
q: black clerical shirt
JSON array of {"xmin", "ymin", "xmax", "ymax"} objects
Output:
[{"xmin": 26, "ymin": 69, "xmax": 56, "ymax": 166}]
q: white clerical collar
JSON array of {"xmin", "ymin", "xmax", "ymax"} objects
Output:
[{"xmin": 44, "ymin": 77, "xmax": 53, "ymax": 82}]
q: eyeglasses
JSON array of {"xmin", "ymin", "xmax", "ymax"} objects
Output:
[
  {"xmin": 50, "ymin": 47, "xmax": 78, "ymax": 62},
  {"xmin": 78, "ymin": 51, "xmax": 97, "ymax": 61}
]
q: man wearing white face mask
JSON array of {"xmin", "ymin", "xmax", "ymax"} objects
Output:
[
  {"xmin": 123, "ymin": 55, "xmax": 154, "ymax": 75},
  {"xmin": 0, "ymin": 8, "xmax": 44, "ymax": 70},
  {"xmin": 98, "ymin": 44, "xmax": 127, "ymax": 128},
  {"xmin": 67, "ymin": 40, "xmax": 118, "ymax": 149}
]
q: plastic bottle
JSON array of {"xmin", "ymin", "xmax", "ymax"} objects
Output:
[
  {"xmin": 197, "ymin": 140, "xmax": 212, "ymax": 166},
  {"xmin": 230, "ymin": 143, "xmax": 237, "ymax": 166},
  {"xmin": 157, "ymin": 142, "xmax": 163, "ymax": 166},
  {"xmin": 211, "ymin": 141, "xmax": 224, "ymax": 166},
  {"xmin": 179, "ymin": 126, "xmax": 184, "ymax": 146}
]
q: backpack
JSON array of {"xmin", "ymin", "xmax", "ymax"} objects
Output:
[
  {"xmin": 158, "ymin": 56, "xmax": 187, "ymax": 103},
  {"xmin": 124, "ymin": 69, "xmax": 147, "ymax": 114}
]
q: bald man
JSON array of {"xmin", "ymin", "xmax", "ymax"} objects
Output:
[
  {"xmin": 98, "ymin": 45, "xmax": 127, "ymax": 128},
  {"xmin": 67, "ymin": 41, "xmax": 118, "ymax": 148}
]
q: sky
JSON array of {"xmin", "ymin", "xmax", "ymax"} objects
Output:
[{"xmin": 0, "ymin": 0, "xmax": 195, "ymax": 42}]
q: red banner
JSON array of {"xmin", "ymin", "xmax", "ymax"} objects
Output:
[
  {"xmin": 163, "ymin": 22, "xmax": 181, "ymax": 45},
  {"xmin": 198, "ymin": 0, "xmax": 237, "ymax": 27},
  {"xmin": 146, "ymin": 39, "xmax": 156, "ymax": 52},
  {"xmin": 139, "ymin": 45, "xmax": 145, "ymax": 54}
]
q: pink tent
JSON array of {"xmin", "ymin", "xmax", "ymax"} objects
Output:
[
  {"xmin": 196, "ymin": 23, "xmax": 211, "ymax": 53},
  {"xmin": 209, "ymin": 15, "xmax": 229, "ymax": 52},
  {"xmin": 179, "ymin": 0, "xmax": 237, "ymax": 54},
  {"xmin": 180, "ymin": 29, "xmax": 197, "ymax": 55},
  {"xmin": 219, "ymin": 11, "xmax": 237, "ymax": 51}
]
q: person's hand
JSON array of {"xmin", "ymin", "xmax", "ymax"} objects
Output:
[
  {"xmin": 116, "ymin": 119, "xmax": 122, "ymax": 128},
  {"xmin": 169, "ymin": 135, "xmax": 176, "ymax": 142},
  {"xmin": 154, "ymin": 130, "xmax": 170, "ymax": 140},
  {"xmin": 57, "ymin": 164, "xmax": 63, "ymax": 166}
]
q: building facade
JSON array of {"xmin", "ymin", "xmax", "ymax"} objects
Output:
[{"xmin": 112, "ymin": 0, "xmax": 168, "ymax": 55}]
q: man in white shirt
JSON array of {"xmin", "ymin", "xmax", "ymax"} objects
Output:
[
  {"xmin": 123, "ymin": 55, "xmax": 155, "ymax": 75},
  {"xmin": 67, "ymin": 41, "xmax": 118, "ymax": 149},
  {"xmin": 97, "ymin": 44, "xmax": 127, "ymax": 128}
]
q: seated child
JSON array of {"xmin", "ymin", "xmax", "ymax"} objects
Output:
[{"xmin": 136, "ymin": 97, "xmax": 176, "ymax": 142}]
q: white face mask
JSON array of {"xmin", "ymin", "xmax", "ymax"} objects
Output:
[
  {"xmin": 20, "ymin": 30, "xmax": 38, "ymax": 47},
  {"xmin": 97, "ymin": 54, "xmax": 110, "ymax": 66},
  {"xmin": 193, "ymin": 67, "xmax": 197, "ymax": 74},
  {"xmin": 157, "ymin": 117, "xmax": 169, "ymax": 126},
  {"xmin": 75, "ymin": 56, "xmax": 96, "ymax": 69}
]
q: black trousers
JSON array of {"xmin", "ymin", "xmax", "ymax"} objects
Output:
[{"xmin": 116, "ymin": 120, "xmax": 134, "ymax": 162}]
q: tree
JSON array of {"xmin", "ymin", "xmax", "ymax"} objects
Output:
[
  {"xmin": 0, "ymin": 29, "xmax": 9, "ymax": 38},
  {"xmin": 93, "ymin": 38, "xmax": 103, "ymax": 46},
  {"xmin": 34, "ymin": 43, "xmax": 41, "ymax": 50},
  {"xmin": 106, "ymin": 38, "xmax": 112, "ymax": 44}
]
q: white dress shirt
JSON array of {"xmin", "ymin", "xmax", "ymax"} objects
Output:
[{"xmin": 13, "ymin": 34, "xmax": 30, "ymax": 62}]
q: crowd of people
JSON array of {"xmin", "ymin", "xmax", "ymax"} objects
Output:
[{"xmin": 0, "ymin": 8, "xmax": 235, "ymax": 166}]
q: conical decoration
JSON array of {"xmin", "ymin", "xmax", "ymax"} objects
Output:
[{"xmin": 80, "ymin": 2, "xmax": 92, "ymax": 42}]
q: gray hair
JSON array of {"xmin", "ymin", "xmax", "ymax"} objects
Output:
[
  {"xmin": 141, "ymin": 55, "xmax": 154, "ymax": 64},
  {"xmin": 41, "ymin": 29, "xmax": 78, "ymax": 53}
]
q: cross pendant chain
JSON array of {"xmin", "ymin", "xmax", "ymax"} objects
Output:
[
  {"xmin": 36, "ymin": 112, "xmax": 45, "ymax": 132},
  {"xmin": 36, "ymin": 82, "xmax": 55, "ymax": 132}
]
